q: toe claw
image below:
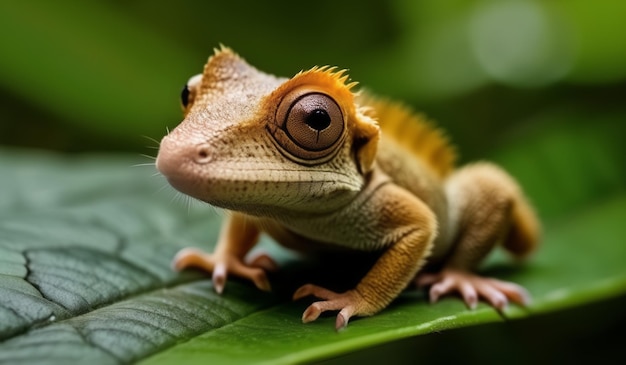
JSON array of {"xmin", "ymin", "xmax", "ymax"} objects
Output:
[
  {"xmin": 212, "ymin": 263, "xmax": 227, "ymax": 294},
  {"xmin": 335, "ymin": 312, "xmax": 348, "ymax": 331},
  {"xmin": 429, "ymin": 280, "xmax": 450, "ymax": 304},
  {"xmin": 459, "ymin": 283, "xmax": 478, "ymax": 310},
  {"xmin": 496, "ymin": 281, "xmax": 531, "ymax": 306},
  {"xmin": 252, "ymin": 270, "xmax": 271, "ymax": 292},
  {"xmin": 292, "ymin": 284, "xmax": 312, "ymax": 301},
  {"xmin": 491, "ymin": 293, "xmax": 509, "ymax": 311},
  {"xmin": 518, "ymin": 290, "xmax": 532, "ymax": 306},
  {"xmin": 247, "ymin": 252, "xmax": 279, "ymax": 272},
  {"xmin": 429, "ymin": 287, "xmax": 442, "ymax": 304},
  {"xmin": 336, "ymin": 307, "xmax": 354, "ymax": 331},
  {"xmin": 302, "ymin": 304, "xmax": 320, "ymax": 323},
  {"xmin": 466, "ymin": 295, "xmax": 478, "ymax": 310}
]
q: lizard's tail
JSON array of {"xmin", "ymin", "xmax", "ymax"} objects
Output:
[{"xmin": 503, "ymin": 191, "xmax": 541, "ymax": 258}]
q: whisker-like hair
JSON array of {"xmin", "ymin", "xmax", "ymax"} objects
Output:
[
  {"xmin": 156, "ymin": 183, "xmax": 171, "ymax": 194},
  {"xmin": 131, "ymin": 162, "xmax": 156, "ymax": 168},
  {"xmin": 170, "ymin": 190, "xmax": 186, "ymax": 206},
  {"xmin": 183, "ymin": 194, "xmax": 190, "ymax": 215},
  {"xmin": 142, "ymin": 135, "xmax": 161, "ymax": 146},
  {"xmin": 140, "ymin": 154, "xmax": 157, "ymax": 161}
]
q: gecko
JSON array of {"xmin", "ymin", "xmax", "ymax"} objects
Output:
[{"xmin": 156, "ymin": 47, "xmax": 540, "ymax": 330}]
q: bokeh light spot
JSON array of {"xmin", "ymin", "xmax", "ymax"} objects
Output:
[{"xmin": 469, "ymin": 0, "xmax": 574, "ymax": 88}]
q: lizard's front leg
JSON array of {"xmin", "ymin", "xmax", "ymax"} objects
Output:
[
  {"xmin": 294, "ymin": 187, "xmax": 437, "ymax": 330},
  {"xmin": 173, "ymin": 212, "xmax": 275, "ymax": 293},
  {"xmin": 416, "ymin": 163, "xmax": 540, "ymax": 310}
]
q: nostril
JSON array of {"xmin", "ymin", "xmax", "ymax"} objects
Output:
[{"xmin": 195, "ymin": 144, "xmax": 212, "ymax": 164}]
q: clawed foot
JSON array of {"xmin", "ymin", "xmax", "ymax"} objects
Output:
[
  {"xmin": 293, "ymin": 284, "xmax": 371, "ymax": 331},
  {"xmin": 172, "ymin": 248, "xmax": 277, "ymax": 293},
  {"xmin": 416, "ymin": 269, "xmax": 530, "ymax": 311}
]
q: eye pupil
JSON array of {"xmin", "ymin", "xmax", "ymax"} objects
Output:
[
  {"xmin": 181, "ymin": 84, "xmax": 190, "ymax": 107},
  {"xmin": 305, "ymin": 109, "xmax": 331, "ymax": 131}
]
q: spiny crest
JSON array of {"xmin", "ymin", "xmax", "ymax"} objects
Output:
[
  {"xmin": 358, "ymin": 93, "xmax": 457, "ymax": 178},
  {"xmin": 204, "ymin": 45, "xmax": 240, "ymax": 70},
  {"xmin": 201, "ymin": 46, "xmax": 253, "ymax": 86},
  {"xmin": 295, "ymin": 66, "xmax": 358, "ymax": 91},
  {"xmin": 279, "ymin": 66, "xmax": 359, "ymax": 107},
  {"xmin": 210, "ymin": 44, "xmax": 245, "ymax": 63}
]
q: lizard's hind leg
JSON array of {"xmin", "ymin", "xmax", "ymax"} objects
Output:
[{"xmin": 416, "ymin": 162, "xmax": 540, "ymax": 310}]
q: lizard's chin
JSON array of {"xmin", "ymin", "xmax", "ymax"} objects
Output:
[{"xmin": 161, "ymin": 174, "xmax": 200, "ymax": 198}]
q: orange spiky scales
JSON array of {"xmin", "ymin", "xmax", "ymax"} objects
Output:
[
  {"xmin": 292, "ymin": 66, "xmax": 359, "ymax": 92},
  {"xmin": 268, "ymin": 66, "xmax": 359, "ymax": 115},
  {"xmin": 357, "ymin": 94, "xmax": 457, "ymax": 178}
]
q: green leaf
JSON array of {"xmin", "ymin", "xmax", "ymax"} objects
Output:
[{"xmin": 1, "ymin": 126, "xmax": 625, "ymax": 364}]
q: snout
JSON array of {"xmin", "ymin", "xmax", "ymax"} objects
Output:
[
  {"xmin": 156, "ymin": 134, "xmax": 213, "ymax": 196},
  {"xmin": 157, "ymin": 135, "xmax": 210, "ymax": 171}
]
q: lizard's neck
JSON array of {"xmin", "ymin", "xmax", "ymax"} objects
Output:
[
  {"xmin": 254, "ymin": 168, "xmax": 393, "ymax": 250},
  {"xmin": 259, "ymin": 168, "xmax": 386, "ymax": 218}
]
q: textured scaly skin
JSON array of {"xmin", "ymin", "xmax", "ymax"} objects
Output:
[{"xmin": 157, "ymin": 47, "xmax": 541, "ymax": 330}]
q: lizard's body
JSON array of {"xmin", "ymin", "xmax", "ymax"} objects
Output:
[{"xmin": 157, "ymin": 48, "xmax": 540, "ymax": 330}]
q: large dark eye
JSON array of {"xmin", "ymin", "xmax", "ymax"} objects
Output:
[
  {"xmin": 270, "ymin": 87, "xmax": 346, "ymax": 164},
  {"xmin": 180, "ymin": 84, "xmax": 190, "ymax": 107},
  {"xmin": 180, "ymin": 74, "xmax": 202, "ymax": 113}
]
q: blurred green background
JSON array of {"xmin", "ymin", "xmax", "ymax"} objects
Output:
[
  {"xmin": 0, "ymin": 0, "xmax": 623, "ymax": 148},
  {"xmin": 0, "ymin": 0, "xmax": 624, "ymax": 362}
]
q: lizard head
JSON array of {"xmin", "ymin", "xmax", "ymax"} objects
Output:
[{"xmin": 157, "ymin": 47, "xmax": 379, "ymax": 216}]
